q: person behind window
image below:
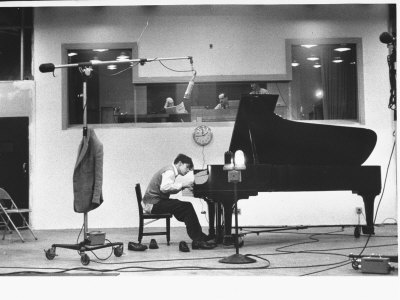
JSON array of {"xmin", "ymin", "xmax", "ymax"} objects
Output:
[
  {"xmin": 142, "ymin": 153, "xmax": 216, "ymax": 251},
  {"xmin": 214, "ymin": 93, "xmax": 229, "ymax": 109},
  {"xmin": 164, "ymin": 97, "xmax": 175, "ymax": 109},
  {"xmin": 250, "ymin": 83, "xmax": 269, "ymax": 95}
]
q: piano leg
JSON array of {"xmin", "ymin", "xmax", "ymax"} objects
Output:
[
  {"xmin": 360, "ymin": 193, "xmax": 377, "ymax": 235},
  {"xmin": 206, "ymin": 199, "xmax": 216, "ymax": 238}
]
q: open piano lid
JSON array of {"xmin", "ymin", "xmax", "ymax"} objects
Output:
[{"xmin": 229, "ymin": 94, "xmax": 377, "ymax": 166}]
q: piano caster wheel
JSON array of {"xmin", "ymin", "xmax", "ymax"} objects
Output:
[{"xmin": 354, "ymin": 225, "xmax": 361, "ymax": 238}]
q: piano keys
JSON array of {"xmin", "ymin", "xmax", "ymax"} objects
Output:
[{"xmin": 193, "ymin": 94, "xmax": 381, "ymax": 243}]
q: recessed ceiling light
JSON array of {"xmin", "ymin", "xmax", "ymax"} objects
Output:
[
  {"xmin": 292, "ymin": 60, "xmax": 300, "ymax": 67},
  {"xmin": 90, "ymin": 56, "xmax": 101, "ymax": 63},
  {"xmin": 117, "ymin": 52, "xmax": 130, "ymax": 61},
  {"xmin": 332, "ymin": 57, "xmax": 343, "ymax": 63},
  {"xmin": 334, "ymin": 47, "xmax": 351, "ymax": 52},
  {"xmin": 307, "ymin": 55, "xmax": 319, "ymax": 61},
  {"xmin": 301, "ymin": 44, "xmax": 317, "ymax": 48}
]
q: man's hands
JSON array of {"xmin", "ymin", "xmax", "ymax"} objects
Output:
[{"xmin": 182, "ymin": 181, "xmax": 194, "ymax": 191}]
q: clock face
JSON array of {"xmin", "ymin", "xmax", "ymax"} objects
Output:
[{"xmin": 193, "ymin": 125, "xmax": 213, "ymax": 146}]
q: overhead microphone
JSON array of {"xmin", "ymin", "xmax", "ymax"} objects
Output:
[
  {"xmin": 379, "ymin": 32, "xmax": 395, "ymax": 44},
  {"xmin": 39, "ymin": 63, "xmax": 56, "ymax": 73},
  {"xmin": 184, "ymin": 70, "xmax": 197, "ymax": 100}
]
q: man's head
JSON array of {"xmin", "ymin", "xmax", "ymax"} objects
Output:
[
  {"xmin": 251, "ymin": 83, "xmax": 260, "ymax": 91},
  {"xmin": 174, "ymin": 153, "xmax": 194, "ymax": 176},
  {"xmin": 218, "ymin": 93, "xmax": 229, "ymax": 108}
]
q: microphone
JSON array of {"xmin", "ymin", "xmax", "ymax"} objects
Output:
[
  {"xmin": 379, "ymin": 32, "xmax": 395, "ymax": 44},
  {"xmin": 39, "ymin": 63, "xmax": 55, "ymax": 73},
  {"xmin": 183, "ymin": 70, "xmax": 197, "ymax": 100}
]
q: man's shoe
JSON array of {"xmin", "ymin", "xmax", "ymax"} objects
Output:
[
  {"xmin": 223, "ymin": 235, "xmax": 244, "ymax": 248},
  {"xmin": 128, "ymin": 242, "xmax": 148, "ymax": 251},
  {"xmin": 179, "ymin": 241, "xmax": 190, "ymax": 252},
  {"xmin": 149, "ymin": 239, "xmax": 159, "ymax": 249},
  {"xmin": 192, "ymin": 240, "xmax": 217, "ymax": 250},
  {"xmin": 202, "ymin": 232, "xmax": 216, "ymax": 242}
]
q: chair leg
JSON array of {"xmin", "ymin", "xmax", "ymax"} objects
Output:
[
  {"xmin": 19, "ymin": 212, "xmax": 38, "ymax": 240},
  {"xmin": 138, "ymin": 219, "xmax": 144, "ymax": 244},
  {"xmin": 2, "ymin": 213, "xmax": 25, "ymax": 242},
  {"xmin": 166, "ymin": 217, "xmax": 170, "ymax": 246}
]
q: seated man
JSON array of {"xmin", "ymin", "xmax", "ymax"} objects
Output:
[
  {"xmin": 142, "ymin": 153, "xmax": 216, "ymax": 251},
  {"xmin": 214, "ymin": 93, "xmax": 229, "ymax": 109},
  {"xmin": 250, "ymin": 83, "xmax": 269, "ymax": 94}
]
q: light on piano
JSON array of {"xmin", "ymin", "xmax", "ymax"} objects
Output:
[
  {"xmin": 223, "ymin": 151, "xmax": 234, "ymax": 171},
  {"xmin": 234, "ymin": 150, "xmax": 246, "ymax": 170}
]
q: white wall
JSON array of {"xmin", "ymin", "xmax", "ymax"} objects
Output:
[{"xmin": 31, "ymin": 4, "xmax": 396, "ymax": 230}]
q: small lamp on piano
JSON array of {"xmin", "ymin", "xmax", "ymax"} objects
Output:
[
  {"xmin": 233, "ymin": 150, "xmax": 246, "ymax": 170},
  {"xmin": 223, "ymin": 151, "xmax": 234, "ymax": 171}
]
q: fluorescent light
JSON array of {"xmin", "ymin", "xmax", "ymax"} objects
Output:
[
  {"xmin": 313, "ymin": 62, "xmax": 321, "ymax": 68},
  {"xmin": 107, "ymin": 64, "xmax": 117, "ymax": 70},
  {"xmin": 68, "ymin": 52, "xmax": 77, "ymax": 57},
  {"xmin": 90, "ymin": 56, "xmax": 101, "ymax": 63},
  {"xmin": 117, "ymin": 52, "xmax": 130, "ymax": 61},
  {"xmin": 334, "ymin": 47, "xmax": 351, "ymax": 52},
  {"xmin": 301, "ymin": 44, "xmax": 317, "ymax": 48},
  {"xmin": 307, "ymin": 55, "xmax": 319, "ymax": 61},
  {"xmin": 332, "ymin": 57, "xmax": 343, "ymax": 63},
  {"xmin": 93, "ymin": 49, "xmax": 108, "ymax": 52},
  {"xmin": 292, "ymin": 60, "xmax": 300, "ymax": 67}
]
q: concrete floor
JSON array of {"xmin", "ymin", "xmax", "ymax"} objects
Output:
[
  {"xmin": 0, "ymin": 224, "xmax": 398, "ymax": 299},
  {"xmin": 0, "ymin": 224, "xmax": 397, "ymax": 276}
]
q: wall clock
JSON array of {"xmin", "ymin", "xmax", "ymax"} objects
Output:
[{"xmin": 193, "ymin": 125, "xmax": 213, "ymax": 146}]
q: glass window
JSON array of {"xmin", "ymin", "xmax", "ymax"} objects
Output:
[
  {"xmin": 290, "ymin": 41, "xmax": 359, "ymax": 121},
  {"xmin": 0, "ymin": 8, "xmax": 33, "ymax": 81},
  {"xmin": 66, "ymin": 46, "xmax": 136, "ymax": 125}
]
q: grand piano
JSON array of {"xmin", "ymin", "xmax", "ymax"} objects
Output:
[{"xmin": 193, "ymin": 94, "xmax": 381, "ymax": 243}]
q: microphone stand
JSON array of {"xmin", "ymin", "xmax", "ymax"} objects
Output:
[
  {"xmin": 41, "ymin": 55, "xmax": 194, "ymax": 265},
  {"xmin": 219, "ymin": 169, "xmax": 256, "ymax": 264}
]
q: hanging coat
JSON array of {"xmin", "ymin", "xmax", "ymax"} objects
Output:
[{"xmin": 73, "ymin": 128, "xmax": 104, "ymax": 213}]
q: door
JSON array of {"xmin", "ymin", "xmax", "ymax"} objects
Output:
[{"xmin": 0, "ymin": 117, "xmax": 29, "ymax": 223}]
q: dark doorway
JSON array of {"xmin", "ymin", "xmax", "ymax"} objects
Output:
[{"xmin": 0, "ymin": 117, "xmax": 29, "ymax": 223}]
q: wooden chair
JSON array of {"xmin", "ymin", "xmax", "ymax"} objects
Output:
[
  {"xmin": 135, "ymin": 183, "xmax": 171, "ymax": 245},
  {"xmin": 0, "ymin": 187, "xmax": 37, "ymax": 242}
]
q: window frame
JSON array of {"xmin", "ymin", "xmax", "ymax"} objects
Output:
[
  {"xmin": 285, "ymin": 37, "xmax": 365, "ymax": 124},
  {"xmin": 61, "ymin": 42, "xmax": 138, "ymax": 129}
]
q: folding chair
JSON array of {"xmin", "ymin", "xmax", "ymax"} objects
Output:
[
  {"xmin": 0, "ymin": 187, "xmax": 37, "ymax": 242},
  {"xmin": 135, "ymin": 183, "xmax": 171, "ymax": 245}
]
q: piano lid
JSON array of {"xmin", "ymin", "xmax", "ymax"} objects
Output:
[{"xmin": 229, "ymin": 94, "xmax": 377, "ymax": 166}]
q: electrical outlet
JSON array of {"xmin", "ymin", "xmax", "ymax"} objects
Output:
[{"xmin": 356, "ymin": 207, "xmax": 363, "ymax": 214}]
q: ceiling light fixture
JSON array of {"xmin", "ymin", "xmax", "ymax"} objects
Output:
[
  {"xmin": 307, "ymin": 55, "xmax": 319, "ymax": 61},
  {"xmin": 292, "ymin": 60, "xmax": 300, "ymax": 67},
  {"xmin": 107, "ymin": 65, "xmax": 117, "ymax": 70},
  {"xmin": 90, "ymin": 56, "xmax": 101, "ymax": 63},
  {"xmin": 332, "ymin": 57, "xmax": 343, "ymax": 63},
  {"xmin": 301, "ymin": 44, "xmax": 317, "ymax": 48},
  {"xmin": 68, "ymin": 52, "xmax": 77, "ymax": 57},
  {"xmin": 334, "ymin": 44, "xmax": 351, "ymax": 52},
  {"xmin": 117, "ymin": 52, "xmax": 130, "ymax": 61},
  {"xmin": 93, "ymin": 49, "xmax": 109, "ymax": 52},
  {"xmin": 313, "ymin": 62, "xmax": 321, "ymax": 68}
]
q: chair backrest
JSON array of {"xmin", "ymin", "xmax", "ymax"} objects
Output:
[{"xmin": 135, "ymin": 183, "xmax": 144, "ymax": 218}]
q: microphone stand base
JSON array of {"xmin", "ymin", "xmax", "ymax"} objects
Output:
[{"xmin": 219, "ymin": 253, "xmax": 256, "ymax": 264}]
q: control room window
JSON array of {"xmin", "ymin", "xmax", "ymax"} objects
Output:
[
  {"xmin": 66, "ymin": 44, "xmax": 137, "ymax": 125},
  {"xmin": 0, "ymin": 7, "xmax": 33, "ymax": 81},
  {"xmin": 289, "ymin": 39, "xmax": 361, "ymax": 121}
]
